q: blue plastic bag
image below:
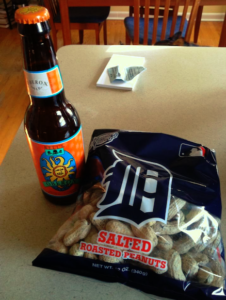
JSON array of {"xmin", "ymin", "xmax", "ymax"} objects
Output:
[{"xmin": 33, "ymin": 130, "xmax": 226, "ymax": 299}]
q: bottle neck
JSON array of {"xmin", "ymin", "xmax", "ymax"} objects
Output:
[
  {"xmin": 21, "ymin": 31, "xmax": 57, "ymax": 72},
  {"xmin": 29, "ymin": 91, "xmax": 67, "ymax": 107},
  {"xmin": 19, "ymin": 22, "xmax": 67, "ymax": 106}
]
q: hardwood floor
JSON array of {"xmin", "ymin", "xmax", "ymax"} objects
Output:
[{"xmin": 0, "ymin": 20, "xmax": 224, "ymax": 165}]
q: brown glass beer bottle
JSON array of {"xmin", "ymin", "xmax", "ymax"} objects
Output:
[{"xmin": 15, "ymin": 6, "xmax": 85, "ymax": 205}]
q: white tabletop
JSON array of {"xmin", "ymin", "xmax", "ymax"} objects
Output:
[{"xmin": 1, "ymin": 45, "xmax": 226, "ymax": 300}]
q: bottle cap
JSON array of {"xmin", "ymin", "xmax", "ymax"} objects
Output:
[{"xmin": 15, "ymin": 6, "xmax": 50, "ymax": 24}]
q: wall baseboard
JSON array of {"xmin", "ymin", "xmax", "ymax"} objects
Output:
[{"xmin": 108, "ymin": 11, "xmax": 225, "ymax": 22}]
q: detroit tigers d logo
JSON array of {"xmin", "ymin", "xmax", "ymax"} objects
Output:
[{"xmin": 94, "ymin": 149, "xmax": 173, "ymax": 228}]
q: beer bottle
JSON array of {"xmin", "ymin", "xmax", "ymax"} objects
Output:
[{"xmin": 15, "ymin": 6, "xmax": 85, "ymax": 205}]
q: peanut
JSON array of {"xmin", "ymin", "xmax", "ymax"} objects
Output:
[
  {"xmin": 91, "ymin": 182, "xmax": 106, "ymax": 193},
  {"xmin": 99, "ymin": 255, "xmax": 123, "ymax": 264},
  {"xmin": 63, "ymin": 219, "xmax": 91, "ymax": 246},
  {"xmin": 106, "ymin": 220, "xmax": 133, "ymax": 237},
  {"xmin": 189, "ymin": 252, "xmax": 209, "ymax": 266},
  {"xmin": 153, "ymin": 219, "xmax": 185, "ymax": 235},
  {"xmin": 90, "ymin": 233, "xmax": 98, "ymax": 244},
  {"xmin": 181, "ymin": 254, "xmax": 199, "ymax": 277},
  {"xmin": 89, "ymin": 212, "xmax": 108, "ymax": 231},
  {"xmin": 54, "ymin": 209, "xmax": 80, "ymax": 241},
  {"xmin": 82, "ymin": 191, "xmax": 91, "ymax": 204},
  {"xmin": 187, "ymin": 211, "xmax": 219, "ymax": 251},
  {"xmin": 202, "ymin": 231, "xmax": 221, "ymax": 257},
  {"xmin": 148, "ymin": 220, "xmax": 156, "ymax": 226},
  {"xmin": 83, "ymin": 182, "xmax": 105, "ymax": 205},
  {"xmin": 148, "ymin": 266, "xmax": 167, "ymax": 275},
  {"xmin": 84, "ymin": 253, "xmax": 98, "ymax": 260},
  {"xmin": 69, "ymin": 243, "xmax": 84, "ymax": 257},
  {"xmin": 189, "ymin": 217, "xmax": 207, "ymax": 235},
  {"xmin": 173, "ymin": 211, "xmax": 185, "ymax": 223},
  {"xmin": 168, "ymin": 197, "xmax": 186, "ymax": 220},
  {"xmin": 131, "ymin": 224, "xmax": 158, "ymax": 247},
  {"xmin": 209, "ymin": 260, "xmax": 225, "ymax": 288},
  {"xmin": 48, "ymin": 240, "xmax": 68, "ymax": 254},
  {"xmin": 156, "ymin": 235, "xmax": 173, "ymax": 251},
  {"xmin": 152, "ymin": 249, "xmax": 185, "ymax": 281},
  {"xmin": 89, "ymin": 187, "xmax": 105, "ymax": 206},
  {"xmin": 173, "ymin": 234, "xmax": 196, "ymax": 254},
  {"xmin": 196, "ymin": 266, "xmax": 214, "ymax": 285},
  {"xmin": 191, "ymin": 230, "xmax": 218, "ymax": 253},
  {"xmin": 185, "ymin": 208, "xmax": 204, "ymax": 223},
  {"xmin": 84, "ymin": 226, "xmax": 98, "ymax": 243},
  {"xmin": 77, "ymin": 204, "xmax": 96, "ymax": 220}
]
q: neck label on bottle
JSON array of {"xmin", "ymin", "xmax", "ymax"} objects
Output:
[
  {"xmin": 24, "ymin": 65, "xmax": 63, "ymax": 98},
  {"xmin": 26, "ymin": 126, "xmax": 85, "ymax": 198}
]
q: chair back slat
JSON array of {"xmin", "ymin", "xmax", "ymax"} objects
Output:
[
  {"xmin": 50, "ymin": 0, "xmax": 56, "ymax": 16},
  {"xmin": 185, "ymin": 0, "xmax": 200, "ymax": 41},
  {"xmin": 44, "ymin": 0, "xmax": 59, "ymax": 19},
  {"xmin": 170, "ymin": 0, "xmax": 180, "ymax": 36},
  {"xmin": 160, "ymin": 0, "xmax": 171, "ymax": 41},
  {"xmin": 134, "ymin": 0, "xmax": 140, "ymax": 45},
  {"xmin": 179, "ymin": 0, "xmax": 190, "ymax": 32},
  {"xmin": 143, "ymin": 0, "xmax": 150, "ymax": 45},
  {"xmin": 152, "ymin": 0, "xmax": 160, "ymax": 45},
  {"xmin": 130, "ymin": 5, "xmax": 174, "ymax": 17},
  {"xmin": 43, "ymin": 0, "xmax": 53, "ymax": 19}
]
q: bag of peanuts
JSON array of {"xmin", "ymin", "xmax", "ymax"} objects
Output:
[{"xmin": 33, "ymin": 130, "xmax": 226, "ymax": 299}]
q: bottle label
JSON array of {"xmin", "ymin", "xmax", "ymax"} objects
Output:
[
  {"xmin": 24, "ymin": 65, "xmax": 63, "ymax": 98},
  {"xmin": 27, "ymin": 126, "xmax": 85, "ymax": 198}
]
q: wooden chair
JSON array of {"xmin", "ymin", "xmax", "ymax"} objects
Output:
[
  {"xmin": 129, "ymin": 5, "xmax": 175, "ymax": 18},
  {"xmin": 43, "ymin": 0, "xmax": 110, "ymax": 49},
  {"xmin": 124, "ymin": 0, "xmax": 201, "ymax": 45},
  {"xmin": 127, "ymin": 5, "xmax": 175, "ymax": 44},
  {"xmin": 194, "ymin": 5, "xmax": 203, "ymax": 43}
]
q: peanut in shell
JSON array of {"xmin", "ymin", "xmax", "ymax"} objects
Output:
[
  {"xmin": 99, "ymin": 255, "xmax": 123, "ymax": 263},
  {"xmin": 63, "ymin": 219, "xmax": 91, "ymax": 247},
  {"xmin": 89, "ymin": 212, "xmax": 108, "ymax": 231},
  {"xmin": 48, "ymin": 240, "xmax": 68, "ymax": 254},
  {"xmin": 173, "ymin": 234, "xmax": 196, "ymax": 254},
  {"xmin": 131, "ymin": 224, "xmax": 158, "ymax": 247},
  {"xmin": 181, "ymin": 253, "xmax": 199, "ymax": 277},
  {"xmin": 107, "ymin": 220, "xmax": 133, "ymax": 237},
  {"xmin": 167, "ymin": 197, "xmax": 186, "ymax": 221},
  {"xmin": 152, "ymin": 249, "xmax": 185, "ymax": 281},
  {"xmin": 189, "ymin": 252, "xmax": 209, "ymax": 266},
  {"xmin": 77, "ymin": 204, "xmax": 96, "ymax": 220},
  {"xmin": 196, "ymin": 266, "xmax": 214, "ymax": 285},
  {"xmin": 209, "ymin": 260, "xmax": 225, "ymax": 288},
  {"xmin": 84, "ymin": 225, "xmax": 98, "ymax": 243},
  {"xmin": 84, "ymin": 253, "xmax": 98, "ymax": 260},
  {"xmin": 202, "ymin": 231, "xmax": 221, "ymax": 257},
  {"xmin": 156, "ymin": 235, "xmax": 173, "ymax": 251},
  {"xmin": 153, "ymin": 220, "xmax": 185, "ymax": 235},
  {"xmin": 69, "ymin": 243, "xmax": 84, "ymax": 256}
]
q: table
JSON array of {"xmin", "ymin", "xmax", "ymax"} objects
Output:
[
  {"xmin": 59, "ymin": 0, "xmax": 226, "ymax": 47},
  {"xmin": 1, "ymin": 45, "xmax": 226, "ymax": 300}
]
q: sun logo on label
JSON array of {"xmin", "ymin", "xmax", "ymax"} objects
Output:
[
  {"xmin": 40, "ymin": 151, "xmax": 76, "ymax": 191},
  {"xmin": 42, "ymin": 156, "xmax": 74, "ymax": 181}
]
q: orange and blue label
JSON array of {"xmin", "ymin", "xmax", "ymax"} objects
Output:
[
  {"xmin": 24, "ymin": 65, "xmax": 63, "ymax": 98},
  {"xmin": 26, "ymin": 126, "xmax": 85, "ymax": 197}
]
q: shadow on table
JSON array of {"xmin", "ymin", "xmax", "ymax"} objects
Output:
[{"xmin": 0, "ymin": 183, "xmax": 75, "ymax": 252}]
